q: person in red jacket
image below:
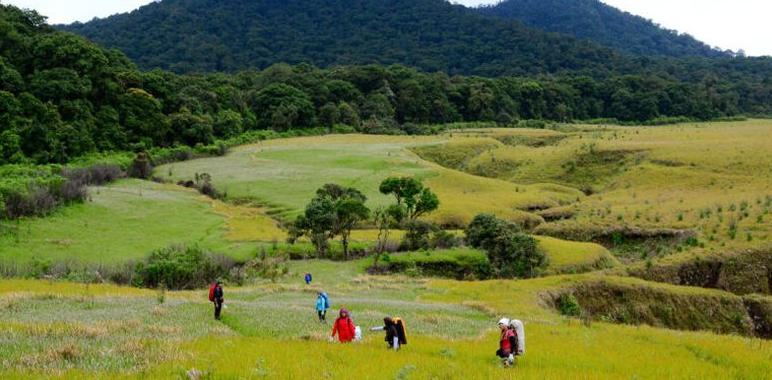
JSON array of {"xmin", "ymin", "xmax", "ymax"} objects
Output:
[
  {"xmin": 496, "ymin": 318, "xmax": 517, "ymax": 367},
  {"xmin": 330, "ymin": 308, "xmax": 356, "ymax": 343}
]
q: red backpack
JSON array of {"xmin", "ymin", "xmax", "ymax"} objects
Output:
[{"xmin": 208, "ymin": 283, "xmax": 216, "ymax": 302}]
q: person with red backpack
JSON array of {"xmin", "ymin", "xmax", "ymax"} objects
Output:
[
  {"xmin": 496, "ymin": 318, "xmax": 517, "ymax": 367},
  {"xmin": 330, "ymin": 308, "xmax": 356, "ymax": 343},
  {"xmin": 209, "ymin": 280, "xmax": 224, "ymax": 320}
]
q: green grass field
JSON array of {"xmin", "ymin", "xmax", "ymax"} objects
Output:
[
  {"xmin": 0, "ymin": 180, "xmax": 259, "ymax": 265},
  {"xmin": 415, "ymin": 120, "xmax": 772, "ymax": 255},
  {"xmin": 159, "ymin": 134, "xmax": 581, "ymax": 227},
  {"xmin": 1, "ymin": 120, "xmax": 771, "ymax": 378},
  {"xmin": 1, "ymin": 262, "xmax": 770, "ymax": 379}
]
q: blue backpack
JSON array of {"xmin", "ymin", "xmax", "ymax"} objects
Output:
[{"xmin": 321, "ymin": 292, "xmax": 330, "ymax": 309}]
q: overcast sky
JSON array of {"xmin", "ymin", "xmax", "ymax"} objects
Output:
[{"xmin": 3, "ymin": 0, "xmax": 770, "ymax": 56}]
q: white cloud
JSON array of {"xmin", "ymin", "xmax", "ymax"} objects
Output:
[{"xmin": 2, "ymin": 0, "xmax": 157, "ymax": 24}]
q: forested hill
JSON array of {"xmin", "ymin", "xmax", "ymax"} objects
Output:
[
  {"xmin": 62, "ymin": 0, "xmax": 631, "ymax": 75},
  {"xmin": 477, "ymin": 0, "xmax": 728, "ymax": 59},
  {"xmin": 2, "ymin": 4, "xmax": 771, "ymax": 167}
]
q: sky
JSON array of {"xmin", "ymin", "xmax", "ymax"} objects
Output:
[{"xmin": 2, "ymin": 0, "xmax": 770, "ymax": 56}]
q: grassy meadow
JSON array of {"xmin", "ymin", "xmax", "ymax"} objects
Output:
[
  {"xmin": 1, "ymin": 120, "xmax": 771, "ymax": 378},
  {"xmin": 1, "ymin": 261, "xmax": 770, "ymax": 379},
  {"xmin": 159, "ymin": 134, "xmax": 582, "ymax": 227},
  {"xmin": 0, "ymin": 180, "xmax": 263, "ymax": 266}
]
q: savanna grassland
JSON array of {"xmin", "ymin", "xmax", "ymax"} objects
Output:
[
  {"xmin": 2, "ymin": 263, "xmax": 770, "ymax": 379},
  {"xmin": 1, "ymin": 120, "xmax": 771, "ymax": 379}
]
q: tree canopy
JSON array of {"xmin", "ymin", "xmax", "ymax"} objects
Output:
[
  {"xmin": 478, "ymin": 0, "xmax": 727, "ymax": 58},
  {"xmin": 289, "ymin": 184, "xmax": 370, "ymax": 258},
  {"xmin": 1, "ymin": 4, "xmax": 770, "ymax": 167}
]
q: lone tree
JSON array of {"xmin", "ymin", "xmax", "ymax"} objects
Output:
[
  {"xmin": 378, "ymin": 177, "xmax": 439, "ymax": 221},
  {"xmin": 289, "ymin": 184, "xmax": 369, "ymax": 259},
  {"xmin": 465, "ymin": 214, "xmax": 546, "ymax": 278}
]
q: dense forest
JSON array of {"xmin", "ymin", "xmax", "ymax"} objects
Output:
[
  {"xmin": 1, "ymin": 4, "xmax": 771, "ymax": 166},
  {"xmin": 63, "ymin": 0, "xmax": 626, "ymax": 75},
  {"xmin": 62, "ymin": 0, "xmax": 772, "ymax": 84},
  {"xmin": 478, "ymin": 0, "xmax": 728, "ymax": 58}
]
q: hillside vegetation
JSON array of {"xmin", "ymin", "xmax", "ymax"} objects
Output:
[
  {"xmin": 413, "ymin": 120, "xmax": 772, "ymax": 258},
  {"xmin": 2, "ymin": 3, "xmax": 771, "ymax": 170},
  {"xmin": 478, "ymin": 0, "xmax": 726, "ymax": 58},
  {"xmin": 1, "ymin": 2, "xmax": 771, "ymax": 378}
]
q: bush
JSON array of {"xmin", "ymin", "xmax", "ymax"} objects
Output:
[
  {"xmin": 128, "ymin": 152, "xmax": 152, "ymax": 179},
  {"xmin": 465, "ymin": 213, "xmax": 547, "ymax": 278},
  {"xmin": 557, "ymin": 293, "xmax": 581, "ymax": 317},
  {"xmin": 375, "ymin": 249, "xmax": 492, "ymax": 280},
  {"xmin": 133, "ymin": 245, "xmax": 232, "ymax": 289},
  {"xmin": 432, "ymin": 229, "xmax": 461, "ymax": 249},
  {"xmin": 244, "ymin": 249, "xmax": 289, "ymax": 283},
  {"xmin": 401, "ymin": 220, "xmax": 438, "ymax": 251}
]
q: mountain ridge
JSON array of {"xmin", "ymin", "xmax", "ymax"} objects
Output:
[
  {"xmin": 63, "ymin": 0, "xmax": 636, "ymax": 75},
  {"xmin": 477, "ymin": 0, "xmax": 728, "ymax": 58}
]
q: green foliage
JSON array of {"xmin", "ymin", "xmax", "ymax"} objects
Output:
[
  {"xmin": 402, "ymin": 220, "xmax": 438, "ymax": 251},
  {"xmin": 289, "ymin": 184, "xmax": 370, "ymax": 258},
  {"xmin": 480, "ymin": 0, "xmax": 725, "ymax": 58},
  {"xmin": 557, "ymin": 293, "xmax": 581, "ymax": 317},
  {"xmin": 465, "ymin": 214, "xmax": 547, "ymax": 278},
  {"xmin": 379, "ymin": 177, "xmax": 440, "ymax": 221},
  {"xmin": 375, "ymin": 249, "xmax": 492, "ymax": 280},
  {"xmin": 1, "ymin": 3, "xmax": 770, "ymax": 167},
  {"xmin": 133, "ymin": 244, "xmax": 231, "ymax": 290}
]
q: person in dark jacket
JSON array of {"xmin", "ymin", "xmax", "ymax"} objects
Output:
[
  {"xmin": 213, "ymin": 281, "xmax": 224, "ymax": 320},
  {"xmin": 304, "ymin": 272, "xmax": 312, "ymax": 285},
  {"xmin": 370, "ymin": 317, "xmax": 407, "ymax": 350}
]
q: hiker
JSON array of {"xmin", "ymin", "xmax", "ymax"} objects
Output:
[
  {"xmin": 496, "ymin": 318, "xmax": 517, "ymax": 367},
  {"xmin": 315, "ymin": 292, "xmax": 328, "ymax": 322},
  {"xmin": 209, "ymin": 280, "xmax": 224, "ymax": 320},
  {"xmin": 330, "ymin": 308, "xmax": 356, "ymax": 343},
  {"xmin": 304, "ymin": 272, "xmax": 312, "ymax": 285},
  {"xmin": 370, "ymin": 317, "xmax": 407, "ymax": 350}
]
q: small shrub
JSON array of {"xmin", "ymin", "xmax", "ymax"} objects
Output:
[
  {"xmin": 401, "ymin": 220, "xmax": 438, "ymax": 251},
  {"xmin": 244, "ymin": 251, "xmax": 289, "ymax": 283},
  {"xmin": 128, "ymin": 152, "xmax": 153, "ymax": 179},
  {"xmin": 431, "ymin": 229, "xmax": 460, "ymax": 249},
  {"xmin": 133, "ymin": 245, "xmax": 231, "ymax": 289},
  {"xmin": 557, "ymin": 293, "xmax": 581, "ymax": 317}
]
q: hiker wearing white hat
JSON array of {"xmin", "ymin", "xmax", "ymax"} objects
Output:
[{"xmin": 496, "ymin": 318, "xmax": 516, "ymax": 367}]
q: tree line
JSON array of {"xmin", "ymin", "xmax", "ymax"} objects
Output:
[
  {"xmin": 1, "ymin": 5, "xmax": 770, "ymax": 167},
  {"xmin": 290, "ymin": 177, "xmax": 546, "ymax": 278}
]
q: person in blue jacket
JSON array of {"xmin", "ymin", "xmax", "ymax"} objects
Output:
[
  {"xmin": 304, "ymin": 272, "xmax": 312, "ymax": 285},
  {"xmin": 315, "ymin": 291, "xmax": 328, "ymax": 322}
]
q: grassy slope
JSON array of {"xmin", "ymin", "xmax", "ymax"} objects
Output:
[
  {"xmin": 0, "ymin": 180, "xmax": 266, "ymax": 265},
  {"xmin": 413, "ymin": 120, "xmax": 772, "ymax": 254},
  {"xmin": 158, "ymin": 134, "xmax": 582, "ymax": 226},
  {"xmin": 1, "ymin": 264, "xmax": 770, "ymax": 379}
]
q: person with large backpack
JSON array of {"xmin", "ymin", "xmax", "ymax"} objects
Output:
[
  {"xmin": 315, "ymin": 292, "xmax": 328, "ymax": 322},
  {"xmin": 496, "ymin": 318, "xmax": 517, "ymax": 367},
  {"xmin": 209, "ymin": 280, "xmax": 224, "ymax": 320},
  {"xmin": 370, "ymin": 316, "xmax": 407, "ymax": 350},
  {"xmin": 330, "ymin": 308, "xmax": 356, "ymax": 343}
]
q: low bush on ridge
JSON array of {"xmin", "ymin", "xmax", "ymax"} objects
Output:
[
  {"xmin": 133, "ymin": 245, "xmax": 235, "ymax": 290},
  {"xmin": 372, "ymin": 248, "xmax": 492, "ymax": 280},
  {"xmin": 0, "ymin": 163, "xmax": 125, "ymax": 219}
]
